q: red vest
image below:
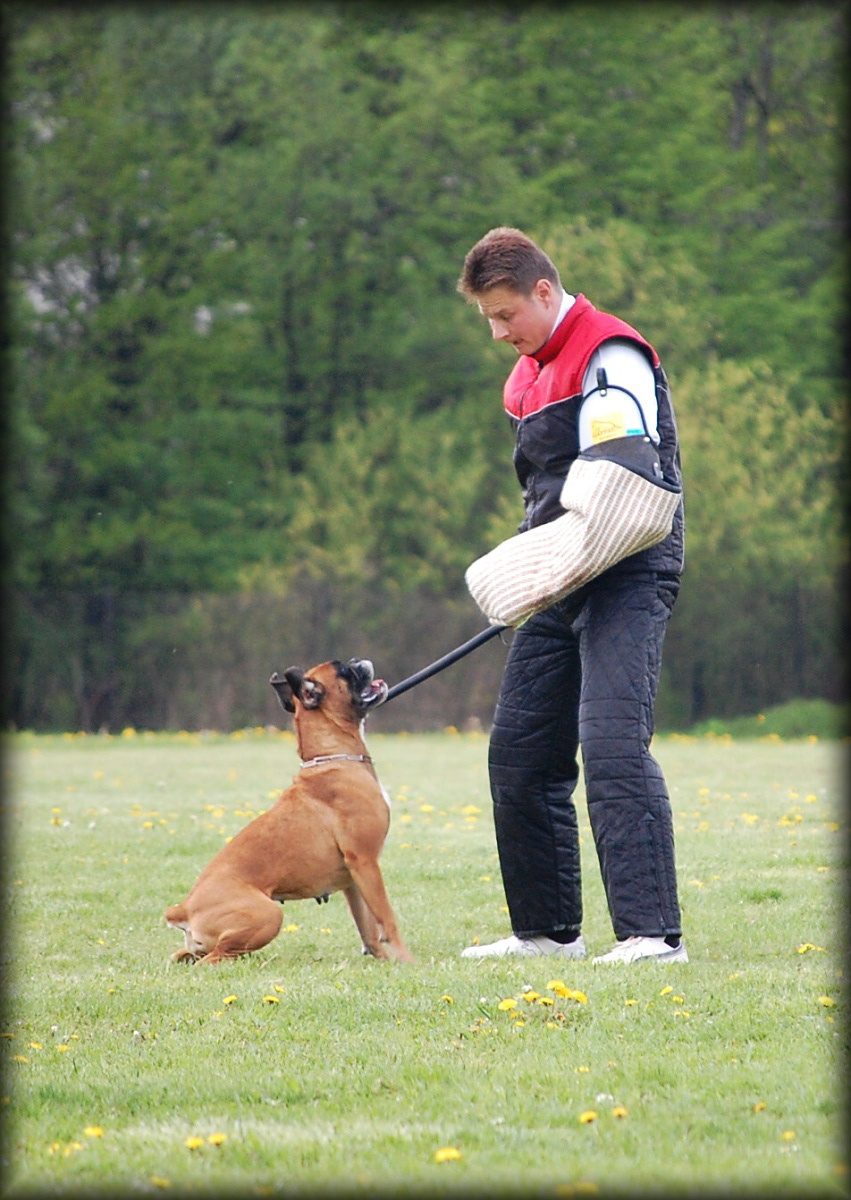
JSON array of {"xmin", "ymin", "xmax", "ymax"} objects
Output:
[
  {"xmin": 499, "ymin": 294, "xmax": 684, "ymax": 579},
  {"xmin": 503, "ymin": 294, "xmax": 658, "ymax": 419}
]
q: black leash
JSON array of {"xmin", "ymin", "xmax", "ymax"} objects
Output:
[{"xmin": 383, "ymin": 624, "xmax": 508, "ymax": 703}]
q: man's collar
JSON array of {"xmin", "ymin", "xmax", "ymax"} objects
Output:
[{"xmin": 531, "ymin": 290, "xmax": 575, "ymax": 360}]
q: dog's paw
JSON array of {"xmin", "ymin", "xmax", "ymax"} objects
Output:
[{"xmin": 170, "ymin": 948, "xmax": 200, "ymax": 964}]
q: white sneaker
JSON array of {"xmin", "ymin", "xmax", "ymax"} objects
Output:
[
  {"xmin": 592, "ymin": 936, "xmax": 688, "ymax": 964},
  {"xmin": 461, "ymin": 934, "xmax": 586, "ymax": 960}
]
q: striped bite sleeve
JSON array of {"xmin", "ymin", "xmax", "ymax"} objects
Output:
[{"xmin": 465, "ymin": 456, "xmax": 681, "ymax": 628}]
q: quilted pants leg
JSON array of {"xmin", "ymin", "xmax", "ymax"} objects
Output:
[
  {"xmin": 488, "ymin": 598, "xmax": 585, "ymax": 939},
  {"xmin": 577, "ymin": 576, "xmax": 682, "ymax": 939}
]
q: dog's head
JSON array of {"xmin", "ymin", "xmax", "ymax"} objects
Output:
[{"xmin": 269, "ymin": 659, "xmax": 388, "ymax": 721}]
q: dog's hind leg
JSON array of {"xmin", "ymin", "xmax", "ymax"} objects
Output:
[{"xmin": 197, "ymin": 895, "xmax": 284, "ymax": 965}]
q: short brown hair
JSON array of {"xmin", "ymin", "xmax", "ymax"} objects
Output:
[{"xmin": 457, "ymin": 227, "xmax": 560, "ymax": 299}]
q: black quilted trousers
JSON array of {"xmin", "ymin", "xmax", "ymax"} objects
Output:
[{"xmin": 488, "ymin": 574, "xmax": 682, "ymax": 940}]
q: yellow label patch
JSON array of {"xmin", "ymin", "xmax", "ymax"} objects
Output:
[{"xmin": 590, "ymin": 412, "xmax": 627, "ymax": 443}]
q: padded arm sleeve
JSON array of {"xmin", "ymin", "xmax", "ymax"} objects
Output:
[{"xmin": 465, "ymin": 454, "xmax": 681, "ymax": 628}]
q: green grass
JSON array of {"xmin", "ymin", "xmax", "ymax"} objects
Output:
[{"xmin": 1, "ymin": 728, "xmax": 845, "ymax": 1197}]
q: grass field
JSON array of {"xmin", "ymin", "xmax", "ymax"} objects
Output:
[{"xmin": 1, "ymin": 727, "xmax": 845, "ymax": 1197}]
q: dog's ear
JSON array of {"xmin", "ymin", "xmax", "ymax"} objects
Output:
[
  {"xmin": 275, "ymin": 667, "xmax": 325, "ymax": 711},
  {"xmin": 298, "ymin": 677, "xmax": 325, "ymax": 710},
  {"xmin": 269, "ymin": 670, "xmax": 297, "ymax": 713}
]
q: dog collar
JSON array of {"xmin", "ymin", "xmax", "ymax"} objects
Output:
[{"xmin": 300, "ymin": 753, "xmax": 372, "ymax": 769}]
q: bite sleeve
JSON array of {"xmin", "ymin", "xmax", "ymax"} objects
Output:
[{"xmin": 465, "ymin": 451, "xmax": 681, "ymax": 628}]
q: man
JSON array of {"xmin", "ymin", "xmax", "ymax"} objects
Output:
[{"xmin": 457, "ymin": 227, "xmax": 687, "ymax": 964}]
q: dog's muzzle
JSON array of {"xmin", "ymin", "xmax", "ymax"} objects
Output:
[{"xmin": 342, "ymin": 658, "xmax": 389, "ymax": 709}]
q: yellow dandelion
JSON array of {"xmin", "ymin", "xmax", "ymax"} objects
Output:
[
  {"xmin": 781, "ymin": 1130, "xmax": 796, "ymax": 1141},
  {"xmin": 818, "ymin": 995, "xmax": 836, "ymax": 1007},
  {"xmin": 262, "ymin": 995, "xmax": 280, "ymax": 1004},
  {"xmin": 546, "ymin": 1020, "xmax": 560, "ymax": 1029},
  {"xmin": 207, "ymin": 1132, "xmax": 227, "ymax": 1146},
  {"xmin": 83, "ymin": 1125, "xmax": 104, "ymax": 1138},
  {"xmin": 537, "ymin": 996, "xmax": 555, "ymax": 1006},
  {"xmin": 150, "ymin": 1176, "xmax": 171, "ymax": 1189},
  {"xmin": 578, "ymin": 1110, "xmax": 597, "ymax": 1124},
  {"xmin": 624, "ymin": 999, "xmax": 638, "ymax": 1007},
  {"xmin": 223, "ymin": 995, "xmax": 237, "ymax": 1005},
  {"xmin": 274, "ymin": 984, "xmax": 286, "ymax": 993},
  {"xmin": 569, "ymin": 989, "xmax": 588, "ymax": 1005},
  {"xmin": 185, "ymin": 1135, "xmax": 204, "ymax": 1150},
  {"xmin": 29, "ymin": 1042, "xmax": 42, "ymax": 1050},
  {"xmin": 611, "ymin": 1106, "xmax": 628, "ymax": 1119},
  {"xmin": 498, "ymin": 998, "xmax": 518, "ymax": 1010},
  {"xmin": 752, "ymin": 1102, "xmax": 767, "ymax": 1113},
  {"xmin": 434, "ymin": 1146, "xmax": 463, "ymax": 1163},
  {"xmin": 12, "ymin": 1054, "xmax": 28, "ymax": 1064},
  {"xmin": 440, "ymin": 995, "xmax": 454, "ymax": 1005},
  {"xmin": 56, "ymin": 1045, "xmax": 69, "ymax": 1053},
  {"xmin": 282, "ymin": 924, "xmax": 299, "ymax": 933},
  {"xmin": 522, "ymin": 991, "xmax": 541, "ymax": 1003}
]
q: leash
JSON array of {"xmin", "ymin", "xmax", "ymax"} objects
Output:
[{"xmin": 383, "ymin": 624, "xmax": 508, "ymax": 704}]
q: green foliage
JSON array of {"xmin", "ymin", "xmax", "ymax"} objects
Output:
[
  {"xmin": 688, "ymin": 698, "xmax": 846, "ymax": 741},
  {"xmin": 5, "ymin": 3, "xmax": 845, "ymax": 729}
]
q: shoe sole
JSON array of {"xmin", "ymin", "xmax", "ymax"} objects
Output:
[{"xmin": 593, "ymin": 948, "xmax": 689, "ymax": 964}]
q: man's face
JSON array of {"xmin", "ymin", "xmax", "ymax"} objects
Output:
[{"xmin": 476, "ymin": 279, "xmax": 560, "ymax": 357}]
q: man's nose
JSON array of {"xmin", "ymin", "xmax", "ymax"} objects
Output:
[{"xmin": 489, "ymin": 319, "xmax": 509, "ymax": 340}]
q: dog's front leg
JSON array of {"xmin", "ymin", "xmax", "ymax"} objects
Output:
[
  {"xmin": 343, "ymin": 865, "xmax": 413, "ymax": 963},
  {"xmin": 343, "ymin": 883, "xmax": 387, "ymax": 959}
]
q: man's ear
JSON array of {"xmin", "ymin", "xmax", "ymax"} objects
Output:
[
  {"xmin": 533, "ymin": 277, "xmax": 556, "ymax": 306},
  {"xmin": 269, "ymin": 670, "xmax": 298, "ymax": 713}
]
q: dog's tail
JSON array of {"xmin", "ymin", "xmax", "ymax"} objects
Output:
[{"xmin": 164, "ymin": 903, "xmax": 189, "ymax": 928}]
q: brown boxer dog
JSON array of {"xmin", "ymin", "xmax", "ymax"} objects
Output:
[{"xmin": 164, "ymin": 658, "xmax": 412, "ymax": 964}]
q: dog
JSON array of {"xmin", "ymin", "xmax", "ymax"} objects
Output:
[{"xmin": 164, "ymin": 658, "xmax": 412, "ymax": 964}]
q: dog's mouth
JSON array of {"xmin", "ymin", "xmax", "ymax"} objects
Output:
[{"xmin": 340, "ymin": 658, "xmax": 389, "ymax": 710}]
